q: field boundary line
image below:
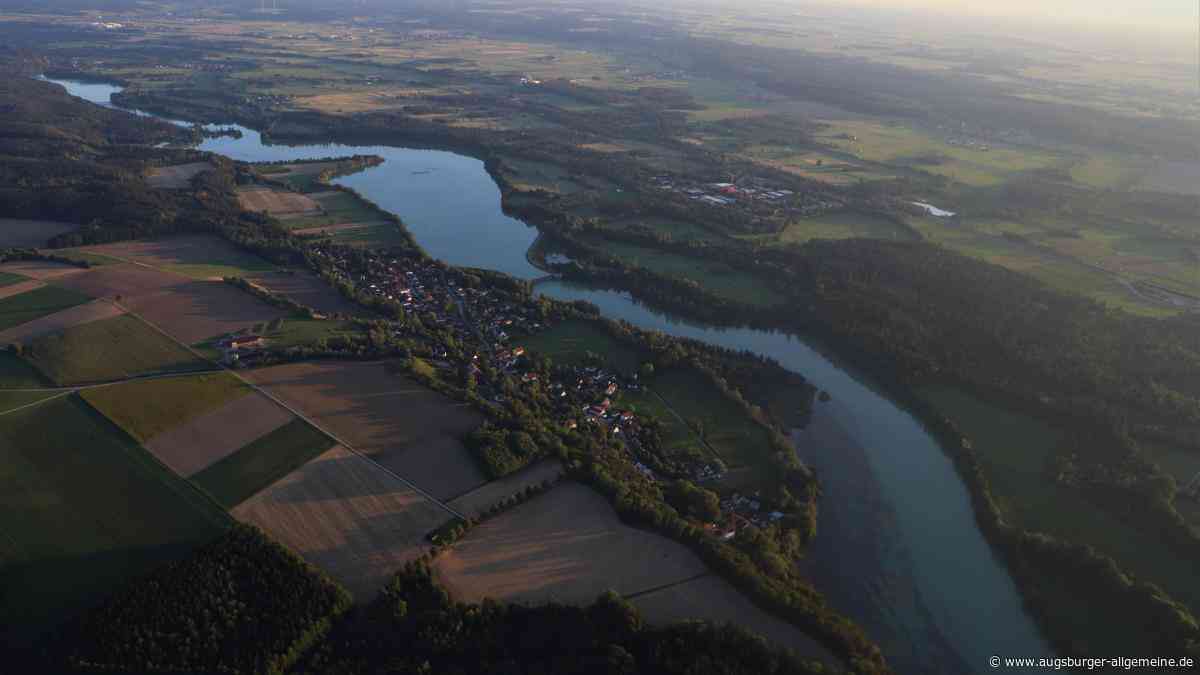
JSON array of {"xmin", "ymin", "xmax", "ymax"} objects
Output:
[
  {"xmin": 113, "ymin": 302, "xmax": 466, "ymax": 520},
  {"xmin": 621, "ymin": 572, "xmax": 711, "ymax": 601},
  {"xmin": 0, "ymin": 389, "xmax": 74, "ymax": 417}
]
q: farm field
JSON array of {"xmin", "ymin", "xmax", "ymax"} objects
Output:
[
  {"xmin": 79, "ymin": 235, "xmax": 276, "ymax": 279},
  {"xmin": 0, "ymin": 260, "xmax": 89, "ymax": 281},
  {"xmin": 49, "ymin": 262, "xmax": 181, "ymax": 299},
  {"xmin": 776, "ymin": 211, "xmax": 918, "ymax": 244},
  {"xmin": 577, "ymin": 234, "xmax": 785, "ymax": 307},
  {"xmin": 447, "ymin": 458, "xmax": 564, "ymax": 518},
  {"xmin": 631, "ymin": 574, "xmax": 837, "ymax": 663},
  {"xmin": 24, "ymin": 314, "xmax": 210, "ymax": 385},
  {"xmin": 80, "ymin": 371, "xmax": 248, "ymax": 443},
  {"xmin": 144, "ymin": 390, "xmax": 296, "ymax": 478},
  {"xmin": 145, "ymin": 161, "xmax": 212, "ymax": 189},
  {"xmin": 433, "ymin": 482, "xmax": 708, "ymax": 605},
  {"xmin": 0, "ymin": 299, "xmax": 123, "ymax": 345},
  {"xmin": 236, "ymin": 186, "xmax": 321, "ymax": 217},
  {"xmin": 0, "ymin": 395, "xmax": 229, "ymax": 646},
  {"xmin": 192, "ymin": 418, "xmax": 334, "ymax": 508},
  {"xmin": 921, "ymin": 386, "xmax": 1200, "ymax": 626},
  {"xmin": 232, "ymin": 443, "xmax": 449, "ymax": 599},
  {"xmin": 0, "ymin": 284, "xmax": 92, "ymax": 331},
  {"xmin": 0, "ymin": 352, "xmax": 59, "ymax": 413},
  {"xmin": 520, "ymin": 318, "xmax": 644, "ymax": 373},
  {"xmin": 0, "ymin": 278, "xmax": 45, "ymax": 299},
  {"xmin": 244, "ymin": 361, "xmax": 487, "ymax": 501},
  {"xmin": 0, "ymin": 218, "xmax": 77, "ymax": 248},
  {"xmin": 649, "ymin": 368, "xmax": 774, "ymax": 469},
  {"xmin": 245, "ymin": 271, "xmax": 364, "ymax": 315}
]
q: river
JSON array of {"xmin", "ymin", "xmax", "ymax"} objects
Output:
[{"xmin": 46, "ymin": 76, "xmax": 1050, "ymax": 672}]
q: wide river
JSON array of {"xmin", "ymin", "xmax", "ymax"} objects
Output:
[{"xmin": 49, "ymin": 77, "xmax": 1050, "ymax": 672}]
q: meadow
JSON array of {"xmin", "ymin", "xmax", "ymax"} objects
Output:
[
  {"xmin": 192, "ymin": 418, "xmax": 335, "ymax": 509},
  {"xmin": 24, "ymin": 314, "xmax": 210, "ymax": 385},
  {"xmin": 775, "ymin": 211, "xmax": 917, "ymax": 244},
  {"xmin": 0, "ymin": 395, "xmax": 229, "ymax": 646},
  {"xmin": 80, "ymin": 372, "xmax": 248, "ymax": 443}
]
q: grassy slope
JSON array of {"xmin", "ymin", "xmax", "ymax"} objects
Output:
[
  {"xmin": 192, "ymin": 418, "xmax": 335, "ymax": 508},
  {"xmin": 0, "ymin": 285, "xmax": 92, "ymax": 331},
  {"xmin": 921, "ymin": 385, "xmax": 1200, "ymax": 631},
  {"xmin": 81, "ymin": 372, "xmax": 249, "ymax": 443},
  {"xmin": 25, "ymin": 314, "xmax": 210, "ymax": 385},
  {"xmin": 0, "ymin": 395, "xmax": 229, "ymax": 645}
]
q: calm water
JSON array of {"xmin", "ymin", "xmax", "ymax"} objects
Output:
[{"xmin": 48, "ymin": 76, "xmax": 1050, "ymax": 672}]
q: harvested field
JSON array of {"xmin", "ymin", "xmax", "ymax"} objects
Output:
[
  {"xmin": 51, "ymin": 263, "xmax": 182, "ymax": 300},
  {"xmin": 237, "ymin": 187, "xmax": 321, "ymax": 216},
  {"xmin": 0, "ymin": 219, "xmax": 77, "ymax": 248},
  {"xmin": 244, "ymin": 361, "xmax": 486, "ymax": 500},
  {"xmin": 81, "ymin": 371, "xmax": 249, "ymax": 443},
  {"xmin": 192, "ymin": 418, "xmax": 334, "ymax": 508},
  {"xmin": 77, "ymin": 235, "xmax": 275, "ymax": 279},
  {"xmin": 433, "ymin": 482, "xmax": 707, "ymax": 605},
  {"xmin": 631, "ymin": 575, "xmax": 838, "ymax": 663},
  {"xmin": 146, "ymin": 162, "xmax": 212, "ymax": 189},
  {"xmin": 0, "ymin": 260, "xmax": 88, "ymax": 280},
  {"xmin": 232, "ymin": 444, "xmax": 448, "ymax": 599},
  {"xmin": 246, "ymin": 271, "xmax": 364, "ymax": 315},
  {"xmin": 145, "ymin": 391, "xmax": 295, "ymax": 477},
  {"xmin": 292, "ymin": 221, "xmax": 385, "ymax": 236},
  {"xmin": 25, "ymin": 315, "xmax": 209, "ymax": 385},
  {"xmin": 49, "ymin": 263, "xmax": 286, "ymax": 343},
  {"xmin": 448, "ymin": 459, "xmax": 564, "ymax": 517},
  {"xmin": 126, "ymin": 281, "xmax": 288, "ymax": 345},
  {"xmin": 0, "ymin": 285, "xmax": 93, "ymax": 332},
  {"xmin": 0, "ymin": 279, "xmax": 44, "ymax": 300},
  {"xmin": 0, "ymin": 299, "xmax": 124, "ymax": 345}
]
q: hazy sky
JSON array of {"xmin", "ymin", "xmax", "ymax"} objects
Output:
[{"xmin": 839, "ymin": 0, "xmax": 1196, "ymax": 36}]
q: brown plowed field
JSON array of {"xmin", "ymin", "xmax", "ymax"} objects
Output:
[
  {"xmin": 244, "ymin": 361, "xmax": 486, "ymax": 500},
  {"xmin": 78, "ymin": 235, "xmax": 264, "ymax": 273},
  {"xmin": 53, "ymin": 264, "xmax": 285, "ymax": 344},
  {"xmin": 51, "ymin": 264, "xmax": 183, "ymax": 300},
  {"xmin": 246, "ymin": 271, "xmax": 363, "ymax": 315},
  {"xmin": 236, "ymin": 187, "xmax": 321, "ymax": 216},
  {"xmin": 0, "ymin": 280, "xmax": 44, "ymax": 300},
  {"xmin": 0, "ymin": 219, "xmax": 78, "ymax": 248},
  {"xmin": 631, "ymin": 575, "xmax": 839, "ymax": 664},
  {"xmin": 146, "ymin": 162, "xmax": 213, "ymax": 189},
  {"xmin": 145, "ymin": 391, "xmax": 295, "ymax": 477},
  {"xmin": 0, "ymin": 260, "xmax": 88, "ymax": 281},
  {"xmin": 447, "ymin": 459, "xmax": 564, "ymax": 517},
  {"xmin": 232, "ymin": 444, "xmax": 448, "ymax": 599},
  {"xmin": 292, "ymin": 222, "xmax": 384, "ymax": 237},
  {"xmin": 0, "ymin": 300, "xmax": 125, "ymax": 344},
  {"xmin": 433, "ymin": 482, "xmax": 708, "ymax": 605}
]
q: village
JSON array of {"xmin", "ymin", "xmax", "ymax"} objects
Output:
[{"xmin": 649, "ymin": 174, "xmax": 843, "ymax": 216}]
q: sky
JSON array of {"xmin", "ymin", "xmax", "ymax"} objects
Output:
[{"xmin": 836, "ymin": 0, "xmax": 1197, "ymax": 37}]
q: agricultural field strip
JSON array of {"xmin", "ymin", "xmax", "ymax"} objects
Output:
[
  {"xmin": 0, "ymin": 369, "xmax": 225, "ymax": 419},
  {"xmin": 114, "ymin": 303, "xmax": 466, "ymax": 521}
]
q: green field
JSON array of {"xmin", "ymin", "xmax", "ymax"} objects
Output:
[
  {"xmin": 81, "ymin": 372, "xmax": 249, "ymax": 442},
  {"xmin": 25, "ymin": 315, "xmax": 210, "ymax": 385},
  {"xmin": 0, "ymin": 395, "xmax": 229, "ymax": 645},
  {"xmin": 0, "ymin": 271, "xmax": 27, "ymax": 287},
  {"xmin": 0, "ymin": 285, "xmax": 91, "ymax": 331},
  {"xmin": 521, "ymin": 319, "xmax": 644, "ymax": 374},
  {"xmin": 776, "ymin": 211, "xmax": 918, "ymax": 244},
  {"xmin": 649, "ymin": 368, "xmax": 773, "ymax": 468},
  {"xmin": 0, "ymin": 351, "xmax": 60, "ymax": 413},
  {"xmin": 578, "ymin": 235, "xmax": 785, "ymax": 307},
  {"xmin": 191, "ymin": 419, "xmax": 335, "ymax": 508},
  {"xmin": 922, "ymin": 386, "xmax": 1200, "ymax": 626}
]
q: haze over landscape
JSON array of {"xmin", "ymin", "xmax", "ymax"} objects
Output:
[{"xmin": 0, "ymin": 1, "xmax": 1198, "ymax": 673}]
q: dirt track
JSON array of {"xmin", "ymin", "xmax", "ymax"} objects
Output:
[
  {"xmin": 232, "ymin": 444, "xmax": 447, "ymax": 600},
  {"xmin": 244, "ymin": 361, "xmax": 486, "ymax": 500}
]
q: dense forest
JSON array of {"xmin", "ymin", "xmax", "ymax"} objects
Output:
[
  {"xmin": 39, "ymin": 525, "xmax": 352, "ymax": 674},
  {"xmin": 296, "ymin": 560, "xmax": 832, "ymax": 675}
]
